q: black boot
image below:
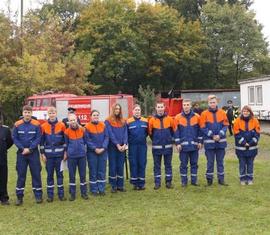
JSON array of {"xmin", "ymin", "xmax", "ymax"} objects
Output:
[
  {"xmin": 69, "ymin": 194, "xmax": 76, "ymax": 201},
  {"xmin": 46, "ymin": 197, "xmax": 53, "ymax": 203},
  {"xmin": 207, "ymin": 179, "xmax": 213, "ymax": 186},
  {"xmin": 117, "ymin": 188, "xmax": 126, "ymax": 192},
  {"xmin": 166, "ymin": 182, "xmax": 173, "ymax": 189},
  {"xmin": 218, "ymin": 180, "xmax": 228, "ymax": 186},
  {"xmin": 81, "ymin": 194, "xmax": 89, "ymax": 200},
  {"xmin": 16, "ymin": 198, "xmax": 23, "ymax": 206},
  {"xmin": 1, "ymin": 200, "xmax": 10, "ymax": 206},
  {"xmin": 59, "ymin": 197, "xmax": 67, "ymax": 201},
  {"xmin": 36, "ymin": 198, "xmax": 43, "ymax": 204},
  {"xmin": 111, "ymin": 187, "xmax": 117, "ymax": 193}
]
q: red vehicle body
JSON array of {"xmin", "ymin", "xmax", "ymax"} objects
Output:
[
  {"xmin": 160, "ymin": 98, "xmax": 183, "ymax": 117},
  {"xmin": 26, "ymin": 93, "xmax": 134, "ymax": 125}
]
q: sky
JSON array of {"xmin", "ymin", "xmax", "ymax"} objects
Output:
[{"xmin": 0, "ymin": 0, "xmax": 270, "ymax": 43}]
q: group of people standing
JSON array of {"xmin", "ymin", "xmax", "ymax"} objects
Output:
[{"xmin": 0, "ymin": 94, "xmax": 260, "ymax": 206}]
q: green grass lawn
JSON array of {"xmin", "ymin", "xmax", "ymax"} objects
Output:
[{"xmin": 1, "ymin": 135, "xmax": 270, "ymax": 235}]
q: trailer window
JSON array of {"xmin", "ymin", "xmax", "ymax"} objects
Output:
[
  {"xmin": 256, "ymin": 85, "xmax": 263, "ymax": 105},
  {"xmin": 28, "ymin": 100, "xmax": 35, "ymax": 107},
  {"xmin": 36, "ymin": 99, "xmax": 41, "ymax": 107},
  {"xmin": 42, "ymin": 98, "xmax": 50, "ymax": 107},
  {"xmin": 248, "ymin": 86, "xmax": 255, "ymax": 105},
  {"xmin": 51, "ymin": 98, "xmax": 56, "ymax": 107}
]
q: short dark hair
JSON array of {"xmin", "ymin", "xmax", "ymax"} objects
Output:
[
  {"xmin": 155, "ymin": 101, "xmax": 165, "ymax": 107},
  {"xmin": 23, "ymin": 105, "xmax": 32, "ymax": 111},
  {"xmin": 91, "ymin": 109, "xmax": 100, "ymax": 116}
]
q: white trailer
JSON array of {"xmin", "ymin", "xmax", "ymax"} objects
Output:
[{"xmin": 239, "ymin": 76, "xmax": 270, "ymax": 120}]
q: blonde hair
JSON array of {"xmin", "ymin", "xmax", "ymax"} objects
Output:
[
  {"xmin": 133, "ymin": 104, "xmax": 141, "ymax": 110},
  {"xmin": 182, "ymin": 99, "xmax": 192, "ymax": 104},
  {"xmin": 208, "ymin": 95, "xmax": 217, "ymax": 101},
  {"xmin": 47, "ymin": 106, "xmax": 57, "ymax": 113}
]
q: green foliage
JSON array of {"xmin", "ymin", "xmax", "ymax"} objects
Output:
[
  {"xmin": 201, "ymin": 1, "xmax": 268, "ymax": 87},
  {"xmin": 76, "ymin": 0, "xmax": 206, "ymax": 93},
  {"xmin": 158, "ymin": 0, "xmax": 206, "ymax": 21},
  {"xmin": 0, "ymin": 10, "xmax": 94, "ymax": 123}
]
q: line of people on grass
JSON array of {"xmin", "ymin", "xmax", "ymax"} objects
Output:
[{"xmin": 0, "ymin": 94, "xmax": 260, "ymax": 206}]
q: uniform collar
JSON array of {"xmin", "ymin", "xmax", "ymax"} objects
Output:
[
  {"xmin": 208, "ymin": 107, "xmax": 218, "ymax": 113},
  {"xmin": 91, "ymin": 121, "xmax": 99, "ymax": 125},
  {"xmin": 182, "ymin": 111, "xmax": 193, "ymax": 117},
  {"xmin": 241, "ymin": 115, "xmax": 251, "ymax": 121},
  {"xmin": 133, "ymin": 116, "xmax": 141, "ymax": 121},
  {"xmin": 155, "ymin": 113, "xmax": 166, "ymax": 119},
  {"xmin": 48, "ymin": 118, "xmax": 58, "ymax": 125}
]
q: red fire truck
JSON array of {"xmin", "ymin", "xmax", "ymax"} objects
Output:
[{"xmin": 26, "ymin": 93, "xmax": 134, "ymax": 124}]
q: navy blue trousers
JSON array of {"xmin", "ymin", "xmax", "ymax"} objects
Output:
[
  {"xmin": 108, "ymin": 144, "xmax": 125, "ymax": 189},
  {"xmin": 16, "ymin": 151, "xmax": 42, "ymax": 199},
  {"xmin": 153, "ymin": 153, "xmax": 172, "ymax": 185},
  {"xmin": 128, "ymin": 144, "xmax": 147, "ymax": 187},
  {"xmin": 45, "ymin": 157, "xmax": 64, "ymax": 198},
  {"xmin": 205, "ymin": 149, "xmax": 225, "ymax": 181},
  {"xmin": 87, "ymin": 151, "xmax": 107, "ymax": 193},
  {"xmin": 179, "ymin": 150, "xmax": 199, "ymax": 185},
  {"xmin": 237, "ymin": 155, "xmax": 255, "ymax": 181},
  {"xmin": 68, "ymin": 157, "xmax": 87, "ymax": 196}
]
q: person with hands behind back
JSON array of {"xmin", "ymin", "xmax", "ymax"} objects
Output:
[
  {"xmin": 174, "ymin": 99, "xmax": 203, "ymax": 187},
  {"xmin": 85, "ymin": 110, "xmax": 109, "ymax": 196},
  {"xmin": 200, "ymin": 95, "xmax": 229, "ymax": 186},
  {"xmin": 233, "ymin": 106, "xmax": 260, "ymax": 185},
  {"xmin": 12, "ymin": 105, "xmax": 43, "ymax": 206},
  {"xmin": 40, "ymin": 106, "xmax": 67, "ymax": 202},
  {"xmin": 148, "ymin": 102, "xmax": 175, "ymax": 190},
  {"xmin": 127, "ymin": 104, "xmax": 148, "ymax": 190},
  {"xmin": 64, "ymin": 113, "xmax": 88, "ymax": 201},
  {"xmin": 105, "ymin": 104, "xmax": 128, "ymax": 193}
]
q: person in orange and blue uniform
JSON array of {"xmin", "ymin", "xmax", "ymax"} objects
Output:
[
  {"xmin": 148, "ymin": 102, "xmax": 175, "ymax": 190},
  {"xmin": 64, "ymin": 113, "xmax": 88, "ymax": 201},
  {"xmin": 127, "ymin": 104, "xmax": 148, "ymax": 190},
  {"xmin": 40, "ymin": 106, "xmax": 67, "ymax": 202},
  {"xmin": 233, "ymin": 105, "xmax": 260, "ymax": 185},
  {"xmin": 105, "ymin": 104, "xmax": 128, "ymax": 193},
  {"xmin": 174, "ymin": 99, "xmax": 203, "ymax": 187},
  {"xmin": 12, "ymin": 105, "xmax": 43, "ymax": 206},
  {"xmin": 200, "ymin": 95, "xmax": 229, "ymax": 186},
  {"xmin": 85, "ymin": 110, "xmax": 109, "ymax": 196}
]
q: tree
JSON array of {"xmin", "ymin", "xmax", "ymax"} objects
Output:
[
  {"xmin": 0, "ymin": 14, "xmax": 21, "ymax": 123},
  {"xmin": 0, "ymin": 11, "xmax": 94, "ymax": 124},
  {"xmin": 76, "ymin": 0, "xmax": 147, "ymax": 94},
  {"xmin": 157, "ymin": 0, "xmax": 253, "ymax": 22},
  {"xmin": 35, "ymin": 0, "xmax": 88, "ymax": 31},
  {"xmin": 76, "ymin": 0, "xmax": 206, "ymax": 93},
  {"xmin": 200, "ymin": 1, "xmax": 268, "ymax": 87},
  {"xmin": 157, "ymin": 0, "xmax": 206, "ymax": 21}
]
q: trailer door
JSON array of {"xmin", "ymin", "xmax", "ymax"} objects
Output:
[{"xmin": 91, "ymin": 99, "xmax": 109, "ymax": 121}]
